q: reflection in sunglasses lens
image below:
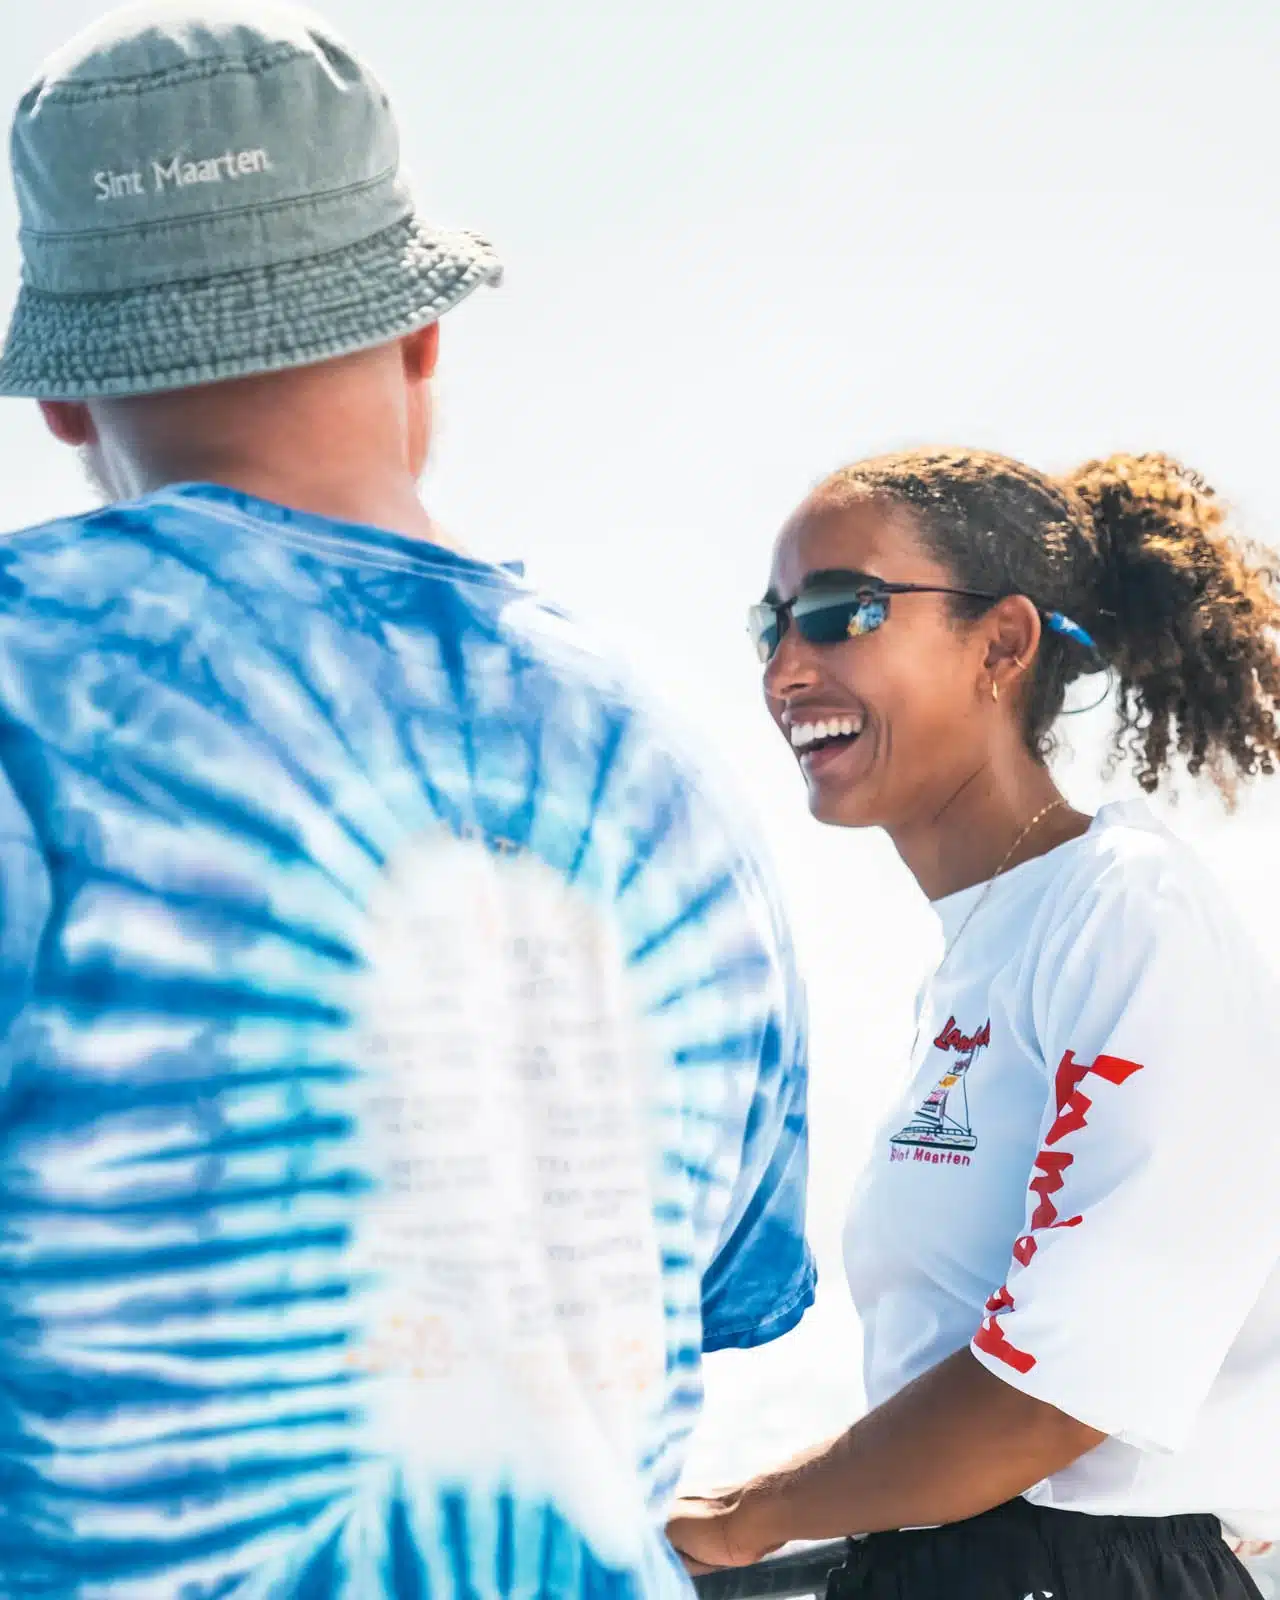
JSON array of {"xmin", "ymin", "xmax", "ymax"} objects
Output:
[
  {"xmin": 843, "ymin": 596, "xmax": 888, "ymax": 638},
  {"xmin": 798, "ymin": 593, "xmax": 887, "ymax": 646}
]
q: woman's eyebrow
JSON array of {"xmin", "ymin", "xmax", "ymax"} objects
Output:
[
  {"xmin": 799, "ymin": 567, "xmax": 876, "ymax": 591},
  {"xmin": 763, "ymin": 568, "xmax": 877, "ymax": 604}
]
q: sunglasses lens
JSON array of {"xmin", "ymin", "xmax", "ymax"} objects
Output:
[
  {"xmin": 794, "ymin": 591, "xmax": 888, "ymax": 645},
  {"xmin": 749, "ymin": 589, "xmax": 890, "ymax": 662},
  {"xmin": 747, "ymin": 603, "xmax": 781, "ymax": 663}
]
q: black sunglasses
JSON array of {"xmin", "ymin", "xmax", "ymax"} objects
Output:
[{"xmin": 748, "ymin": 572, "xmax": 998, "ymax": 664}]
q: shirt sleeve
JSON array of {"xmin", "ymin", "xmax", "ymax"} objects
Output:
[
  {"xmin": 699, "ymin": 977, "xmax": 816, "ymax": 1352},
  {"xmin": 612, "ymin": 723, "xmax": 817, "ymax": 1356},
  {"xmin": 969, "ymin": 849, "xmax": 1280, "ymax": 1453}
]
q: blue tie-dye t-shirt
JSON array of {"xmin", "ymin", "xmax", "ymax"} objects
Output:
[{"xmin": 0, "ymin": 486, "xmax": 814, "ymax": 1600}]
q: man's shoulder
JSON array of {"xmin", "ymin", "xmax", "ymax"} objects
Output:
[
  {"xmin": 498, "ymin": 595, "xmax": 789, "ymax": 923},
  {"xmin": 0, "ymin": 495, "xmax": 186, "ymax": 595},
  {"xmin": 501, "ymin": 596, "xmax": 740, "ymax": 805},
  {"xmin": 2, "ymin": 501, "xmax": 122, "ymax": 559}
]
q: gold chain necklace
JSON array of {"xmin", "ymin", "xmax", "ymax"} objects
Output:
[{"xmin": 911, "ymin": 797, "xmax": 1068, "ymax": 1058}]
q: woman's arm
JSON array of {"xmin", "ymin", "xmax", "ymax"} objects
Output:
[{"xmin": 667, "ymin": 1347, "xmax": 1104, "ymax": 1569}]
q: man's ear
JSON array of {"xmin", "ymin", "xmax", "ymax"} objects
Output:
[
  {"xmin": 402, "ymin": 321, "xmax": 440, "ymax": 385},
  {"xmin": 39, "ymin": 401, "xmax": 96, "ymax": 448}
]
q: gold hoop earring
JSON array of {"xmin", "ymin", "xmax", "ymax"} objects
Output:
[
  {"xmin": 990, "ymin": 678, "xmax": 1000, "ymax": 704},
  {"xmin": 1012, "ymin": 655, "xmax": 1026, "ymax": 671}
]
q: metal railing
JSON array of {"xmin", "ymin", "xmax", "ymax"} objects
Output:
[{"xmin": 692, "ymin": 1541, "xmax": 848, "ymax": 1600}]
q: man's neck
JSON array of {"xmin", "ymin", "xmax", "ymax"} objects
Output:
[
  {"xmin": 193, "ymin": 463, "xmax": 457, "ymax": 550},
  {"xmin": 86, "ymin": 341, "xmax": 456, "ymax": 549},
  {"xmin": 116, "ymin": 455, "xmax": 462, "ymax": 553}
]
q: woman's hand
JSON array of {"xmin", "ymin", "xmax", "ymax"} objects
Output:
[{"xmin": 665, "ymin": 1489, "xmax": 785, "ymax": 1575}]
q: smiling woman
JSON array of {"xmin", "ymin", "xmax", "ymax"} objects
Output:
[{"xmin": 669, "ymin": 447, "xmax": 1280, "ymax": 1600}]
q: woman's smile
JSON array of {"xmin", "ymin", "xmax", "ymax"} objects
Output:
[{"xmin": 788, "ymin": 710, "xmax": 874, "ymax": 784}]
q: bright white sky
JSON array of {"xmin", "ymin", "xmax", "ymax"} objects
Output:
[{"xmin": 3, "ymin": 0, "xmax": 1279, "ymax": 1481}]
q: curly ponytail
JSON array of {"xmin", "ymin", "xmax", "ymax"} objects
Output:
[
  {"xmin": 815, "ymin": 446, "xmax": 1280, "ymax": 799},
  {"xmin": 1065, "ymin": 453, "xmax": 1280, "ymax": 794}
]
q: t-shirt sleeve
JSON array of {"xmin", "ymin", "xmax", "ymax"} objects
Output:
[
  {"xmin": 699, "ymin": 970, "xmax": 816, "ymax": 1352},
  {"xmin": 969, "ymin": 849, "xmax": 1280, "ymax": 1453},
  {"xmin": 609, "ymin": 726, "xmax": 816, "ymax": 1356}
]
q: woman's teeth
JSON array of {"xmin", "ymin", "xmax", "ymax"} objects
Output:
[{"xmin": 790, "ymin": 715, "xmax": 864, "ymax": 749}]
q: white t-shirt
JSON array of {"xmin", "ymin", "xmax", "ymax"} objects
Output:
[{"xmin": 844, "ymin": 801, "xmax": 1280, "ymax": 1539}]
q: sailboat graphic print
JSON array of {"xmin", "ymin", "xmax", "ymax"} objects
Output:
[{"xmin": 891, "ymin": 1016, "xmax": 990, "ymax": 1153}]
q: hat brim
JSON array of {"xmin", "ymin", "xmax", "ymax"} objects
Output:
[{"xmin": 0, "ymin": 215, "xmax": 502, "ymax": 401}]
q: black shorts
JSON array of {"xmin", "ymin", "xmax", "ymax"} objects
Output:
[{"xmin": 825, "ymin": 1496, "xmax": 1266, "ymax": 1600}]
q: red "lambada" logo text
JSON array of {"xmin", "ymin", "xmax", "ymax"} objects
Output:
[
  {"xmin": 933, "ymin": 1016, "xmax": 992, "ymax": 1055},
  {"xmin": 973, "ymin": 1048, "xmax": 1144, "ymax": 1375}
]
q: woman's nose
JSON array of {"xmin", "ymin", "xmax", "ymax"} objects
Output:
[{"xmin": 763, "ymin": 624, "xmax": 822, "ymax": 700}]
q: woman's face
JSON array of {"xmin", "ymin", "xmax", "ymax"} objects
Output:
[{"xmin": 762, "ymin": 496, "xmax": 1000, "ymax": 832}]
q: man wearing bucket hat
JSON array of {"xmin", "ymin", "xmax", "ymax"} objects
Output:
[{"xmin": 0, "ymin": 5, "xmax": 815, "ymax": 1596}]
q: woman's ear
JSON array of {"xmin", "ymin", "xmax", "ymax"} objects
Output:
[{"xmin": 983, "ymin": 595, "xmax": 1042, "ymax": 694}]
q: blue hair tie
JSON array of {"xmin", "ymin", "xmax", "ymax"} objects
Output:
[{"xmin": 1045, "ymin": 611, "xmax": 1097, "ymax": 652}]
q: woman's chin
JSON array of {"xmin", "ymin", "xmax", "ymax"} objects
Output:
[
  {"xmin": 797, "ymin": 732, "xmax": 881, "ymax": 824},
  {"xmin": 805, "ymin": 775, "xmax": 882, "ymax": 829}
]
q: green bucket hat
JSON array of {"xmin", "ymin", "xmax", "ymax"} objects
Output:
[{"xmin": 0, "ymin": 2, "xmax": 503, "ymax": 400}]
